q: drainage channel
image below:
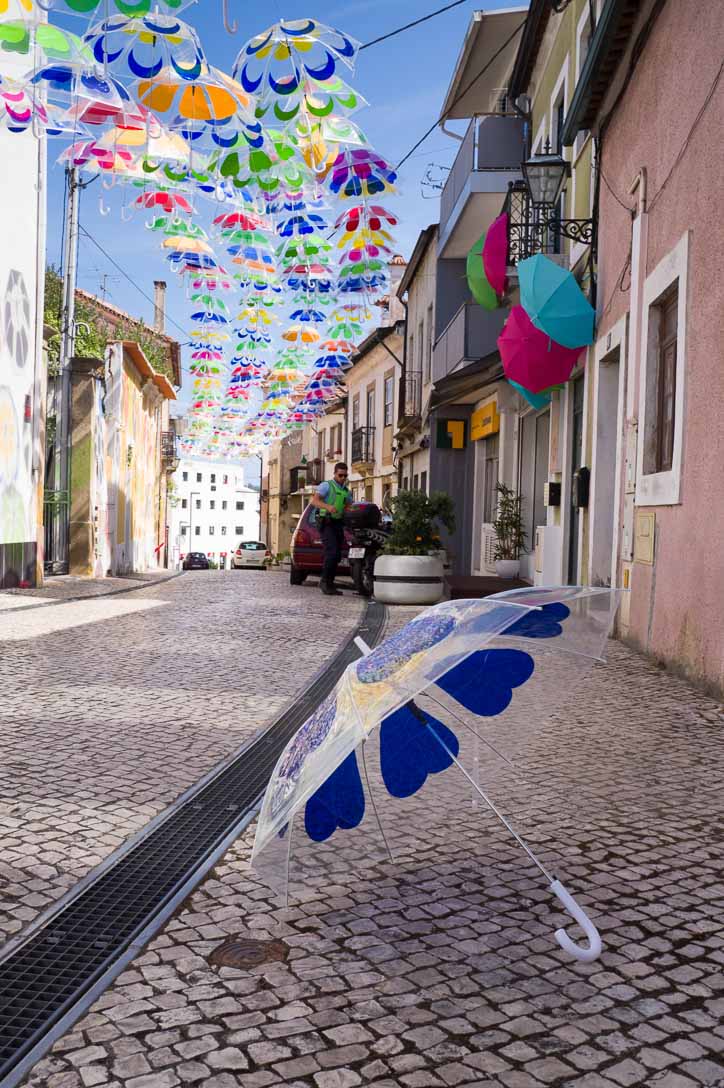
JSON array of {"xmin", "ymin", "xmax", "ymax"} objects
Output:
[{"xmin": 0, "ymin": 599, "xmax": 386, "ymax": 1087}]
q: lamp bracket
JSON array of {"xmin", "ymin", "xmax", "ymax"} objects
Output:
[{"xmin": 545, "ymin": 218, "xmax": 594, "ymax": 245}]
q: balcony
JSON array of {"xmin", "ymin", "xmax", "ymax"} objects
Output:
[
  {"xmin": 438, "ymin": 113, "xmax": 525, "ymax": 258},
  {"xmin": 351, "ymin": 426, "xmax": 375, "ymax": 468},
  {"xmin": 160, "ymin": 430, "xmax": 178, "ymax": 471},
  {"xmin": 502, "ymin": 180, "xmax": 560, "ymax": 267},
  {"xmin": 400, "ymin": 372, "xmax": 422, "ymax": 425},
  {"xmin": 432, "ymin": 302, "xmax": 507, "ymax": 383}
]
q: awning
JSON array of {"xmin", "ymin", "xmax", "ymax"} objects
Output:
[{"xmin": 430, "ymin": 352, "xmax": 503, "ymax": 409}]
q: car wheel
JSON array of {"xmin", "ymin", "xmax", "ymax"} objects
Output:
[{"xmin": 290, "ymin": 564, "xmax": 307, "ymax": 585}]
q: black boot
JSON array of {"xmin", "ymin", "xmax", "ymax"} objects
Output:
[{"xmin": 320, "ymin": 580, "xmax": 342, "ymax": 596}]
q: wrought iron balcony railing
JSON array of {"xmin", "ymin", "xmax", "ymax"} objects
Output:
[
  {"xmin": 503, "ymin": 181, "xmax": 595, "ymax": 266},
  {"xmin": 351, "ymin": 426, "xmax": 375, "ymax": 465},
  {"xmin": 160, "ymin": 430, "xmax": 178, "ymax": 466},
  {"xmin": 401, "ymin": 372, "xmax": 422, "ymax": 422}
]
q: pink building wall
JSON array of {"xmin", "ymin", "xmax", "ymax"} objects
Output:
[{"xmin": 596, "ymin": 0, "xmax": 724, "ymax": 694}]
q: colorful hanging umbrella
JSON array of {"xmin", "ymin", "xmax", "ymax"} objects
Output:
[
  {"xmin": 135, "ymin": 189, "xmax": 194, "ymax": 214},
  {"xmin": 498, "ymin": 306, "xmax": 583, "ymax": 393},
  {"xmin": 518, "ymin": 254, "xmax": 595, "ymax": 349},
  {"xmin": 0, "ymin": 21, "xmax": 94, "ymax": 66},
  {"xmin": 508, "ymin": 380, "xmax": 555, "ymax": 410},
  {"xmin": 482, "ymin": 212, "xmax": 509, "ymax": 297},
  {"xmin": 466, "ymin": 232, "xmax": 498, "ymax": 310},
  {"xmin": 84, "ymin": 13, "xmax": 205, "ymax": 81},
  {"xmin": 233, "ymin": 19, "xmax": 360, "ymax": 98},
  {"xmin": 328, "ymin": 148, "xmax": 397, "ymax": 199}
]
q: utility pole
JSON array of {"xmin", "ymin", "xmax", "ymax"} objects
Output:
[{"xmin": 50, "ymin": 166, "xmax": 81, "ymax": 573}]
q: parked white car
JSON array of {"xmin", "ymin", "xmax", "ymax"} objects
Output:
[{"xmin": 232, "ymin": 541, "xmax": 270, "ymax": 569}]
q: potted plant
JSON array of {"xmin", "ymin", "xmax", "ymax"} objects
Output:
[
  {"xmin": 374, "ymin": 490, "xmax": 456, "ymax": 605},
  {"xmin": 492, "ymin": 482, "xmax": 526, "ymax": 578}
]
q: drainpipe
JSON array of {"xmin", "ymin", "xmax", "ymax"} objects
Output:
[{"xmin": 397, "ymin": 298, "xmax": 408, "ymax": 491}]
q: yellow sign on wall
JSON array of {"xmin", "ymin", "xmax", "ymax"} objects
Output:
[{"xmin": 471, "ymin": 401, "xmax": 500, "ymax": 441}]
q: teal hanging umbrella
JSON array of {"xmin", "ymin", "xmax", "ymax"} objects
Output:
[
  {"xmin": 466, "ymin": 232, "xmax": 498, "ymax": 311},
  {"xmin": 518, "ymin": 254, "xmax": 595, "ymax": 349}
]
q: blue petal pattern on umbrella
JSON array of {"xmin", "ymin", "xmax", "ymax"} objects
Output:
[
  {"xmin": 304, "ymin": 751, "xmax": 365, "ymax": 841},
  {"xmin": 380, "ymin": 706, "xmax": 458, "ymax": 799},
  {"xmin": 435, "ymin": 648, "xmax": 534, "ymax": 717},
  {"xmin": 505, "ymin": 601, "xmax": 570, "ymax": 638}
]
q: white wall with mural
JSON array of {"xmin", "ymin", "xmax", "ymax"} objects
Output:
[{"xmin": 0, "ymin": 20, "xmax": 45, "ymax": 584}]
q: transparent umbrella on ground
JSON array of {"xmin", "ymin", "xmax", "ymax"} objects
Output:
[{"xmin": 252, "ymin": 586, "xmax": 623, "ymax": 964}]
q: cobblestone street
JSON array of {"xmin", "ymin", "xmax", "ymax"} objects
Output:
[{"xmin": 2, "ymin": 580, "xmax": 723, "ymax": 1088}]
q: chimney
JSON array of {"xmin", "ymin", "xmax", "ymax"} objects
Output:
[{"xmin": 153, "ymin": 280, "xmax": 166, "ymax": 333}]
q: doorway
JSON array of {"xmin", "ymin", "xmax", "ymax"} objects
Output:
[
  {"xmin": 590, "ymin": 347, "xmax": 621, "ymax": 585},
  {"xmin": 567, "ymin": 376, "xmax": 585, "ymax": 583},
  {"xmin": 518, "ymin": 410, "xmax": 550, "ymax": 582}
]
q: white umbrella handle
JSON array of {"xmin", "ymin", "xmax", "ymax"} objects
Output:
[{"xmin": 550, "ymin": 879, "xmax": 602, "ymax": 962}]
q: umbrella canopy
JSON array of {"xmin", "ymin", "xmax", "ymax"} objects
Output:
[
  {"xmin": 253, "ymin": 587, "xmax": 622, "ymax": 963},
  {"xmin": 518, "ymin": 254, "xmax": 595, "ymax": 349},
  {"xmin": 498, "ymin": 305, "xmax": 583, "ymax": 393},
  {"xmin": 466, "ymin": 232, "xmax": 498, "ymax": 310},
  {"xmin": 508, "ymin": 379, "xmax": 556, "ymax": 410},
  {"xmin": 483, "ymin": 212, "xmax": 508, "ymax": 296}
]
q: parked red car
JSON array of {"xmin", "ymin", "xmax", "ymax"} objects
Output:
[{"xmin": 289, "ymin": 502, "xmax": 353, "ymax": 585}]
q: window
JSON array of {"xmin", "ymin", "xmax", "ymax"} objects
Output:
[
  {"xmin": 402, "ymin": 477, "xmax": 408, "ymax": 491},
  {"xmin": 209, "ymin": 526, "xmax": 215, "ymax": 535},
  {"xmin": 223, "ymin": 474, "xmax": 228, "ymax": 485},
  {"xmin": 235, "ymin": 525, "xmax": 244, "ymax": 534},
  {"xmin": 352, "ymin": 395, "xmax": 360, "ymax": 431},
  {"xmin": 483, "ymin": 434, "xmax": 500, "ymax": 523},
  {"xmin": 409, "ymin": 334, "xmax": 414, "ymax": 378},
  {"xmin": 182, "ymin": 471, "xmax": 188, "ymax": 482},
  {"xmin": 221, "ymin": 526, "xmax": 227, "ymax": 535},
  {"xmin": 413, "ymin": 474, "xmax": 419, "ymax": 491},
  {"xmin": 425, "ymin": 305, "xmax": 433, "ymax": 383},
  {"xmin": 420, "ymin": 471, "xmax": 428, "ymax": 494},
  {"xmin": 181, "ymin": 525, "xmax": 187, "ymax": 536},
  {"xmin": 194, "ymin": 526, "xmax": 200, "ymax": 536},
  {"xmin": 384, "ymin": 376, "xmax": 394, "ymax": 427},
  {"xmin": 196, "ymin": 472, "xmax": 202, "ymax": 482},
  {"xmin": 210, "ymin": 473, "xmax": 216, "ymax": 483},
  {"xmin": 210, "ymin": 500, "xmax": 215, "ymax": 510},
  {"xmin": 221, "ymin": 500, "xmax": 227, "ymax": 510},
  {"xmin": 181, "ymin": 498, "xmax": 187, "ymax": 509},
  {"xmin": 195, "ymin": 499, "xmax": 201, "ymax": 510},
  {"xmin": 317, "ymin": 428, "xmax": 325, "ymax": 459},
  {"xmin": 417, "ymin": 320, "xmax": 424, "ymax": 375},
  {"xmin": 236, "ymin": 500, "xmax": 245, "ymax": 510},
  {"xmin": 647, "ymin": 285, "xmax": 678, "ymax": 474},
  {"xmin": 366, "ymin": 388, "xmax": 375, "ymax": 427}
]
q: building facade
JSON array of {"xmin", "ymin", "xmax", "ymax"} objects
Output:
[
  {"xmin": 346, "ymin": 324, "xmax": 404, "ymax": 508},
  {"xmin": 426, "ymin": 7, "xmax": 526, "ymax": 576},
  {"xmin": 170, "ymin": 458, "xmax": 259, "ymax": 567},
  {"xmin": 396, "ymin": 225, "xmax": 437, "ymax": 496},
  {"xmin": 561, "ymin": 0, "xmax": 724, "ymax": 693},
  {"xmin": 0, "ymin": 35, "xmax": 46, "ymax": 587}
]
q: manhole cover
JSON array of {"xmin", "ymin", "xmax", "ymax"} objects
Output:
[{"xmin": 209, "ymin": 937, "xmax": 289, "ymax": 970}]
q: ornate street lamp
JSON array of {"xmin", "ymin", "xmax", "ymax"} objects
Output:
[{"xmin": 519, "ymin": 140, "xmax": 594, "ymax": 246}]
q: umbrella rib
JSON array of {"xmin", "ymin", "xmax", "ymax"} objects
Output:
[
  {"xmin": 412, "ymin": 703, "xmax": 555, "ymax": 884},
  {"xmin": 418, "ymin": 690, "xmax": 520, "ymax": 779},
  {"xmin": 360, "ymin": 741, "xmax": 395, "ymax": 864}
]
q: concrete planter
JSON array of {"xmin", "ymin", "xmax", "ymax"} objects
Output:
[
  {"xmin": 373, "ymin": 554, "xmax": 445, "ymax": 605},
  {"xmin": 495, "ymin": 558, "xmax": 520, "ymax": 579}
]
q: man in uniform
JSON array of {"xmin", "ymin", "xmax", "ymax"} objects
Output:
[{"xmin": 310, "ymin": 462, "xmax": 352, "ymax": 595}]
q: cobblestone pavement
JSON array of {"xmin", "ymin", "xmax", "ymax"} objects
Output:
[
  {"xmin": 0, "ymin": 570, "xmax": 363, "ymax": 942},
  {"xmin": 16, "ymin": 597, "xmax": 724, "ymax": 1088},
  {"xmin": 3, "ymin": 572, "xmax": 180, "ymax": 601}
]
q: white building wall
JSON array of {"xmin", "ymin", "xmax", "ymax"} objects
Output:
[
  {"xmin": 169, "ymin": 459, "xmax": 260, "ymax": 568},
  {"xmin": 0, "ymin": 12, "xmax": 46, "ymax": 586}
]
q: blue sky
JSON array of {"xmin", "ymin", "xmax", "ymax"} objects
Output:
[{"xmin": 46, "ymin": 0, "xmax": 517, "ymax": 400}]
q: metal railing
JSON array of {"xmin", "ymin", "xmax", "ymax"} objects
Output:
[
  {"xmin": 402, "ymin": 372, "xmax": 422, "ymax": 420},
  {"xmin": 160, "ymin": 430, "xmax": 178, "ymax": 466},
  {"xmin": 351, "ymin": 426, "xmax": 375, "ymax": 465},
  {"xmin": 503, "ymin": 181, "xmax": 559, "ymax": 266},
  {"xmin": 440, "ymin": 114, "xmax": 526, "ymax": 227}
]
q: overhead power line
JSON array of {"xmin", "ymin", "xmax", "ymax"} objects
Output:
[
  {"xmin": 360, "ymin": 0, "xmax": 471, "ymax": 51},
  {"xmin": 394, "ymin": 18, "xmax": 526, "ymax": 170}
]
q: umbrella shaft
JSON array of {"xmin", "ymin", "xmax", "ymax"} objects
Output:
[{"xmin": 413, "ymin": 703, "xmax": 555, "ymax": 884}]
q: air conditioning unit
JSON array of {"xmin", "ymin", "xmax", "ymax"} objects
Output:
[{"xmin": 482, "ymin": 525, "xmax": 497, "ymax": 573}]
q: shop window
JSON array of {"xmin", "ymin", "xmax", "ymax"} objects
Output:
[{"xmin": 483, "ymin": 434, "xmax": 499, "ymax": 523}]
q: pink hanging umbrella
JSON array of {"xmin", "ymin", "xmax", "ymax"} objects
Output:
[
  {"xmin": 498, "ymin": 305, "xmax": 583, "ymax": 393},
  {"xmin": 483, "ymin": 212, "xmax": 508, "ymax": 296}
]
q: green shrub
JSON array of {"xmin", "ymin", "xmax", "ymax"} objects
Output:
[{"xmin": 383, "ymin": 490, "xmax": 456, "ymax": 556}]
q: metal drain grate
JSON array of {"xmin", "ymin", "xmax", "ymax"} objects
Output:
[{"xmin": 0, "ymin": 600, "xmax": 385, "ymax": 1084}]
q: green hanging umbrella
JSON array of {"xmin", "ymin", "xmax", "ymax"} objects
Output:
[{"xmin": 466, "ymin": 232, "xmax": 498, "ymax": 310}]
